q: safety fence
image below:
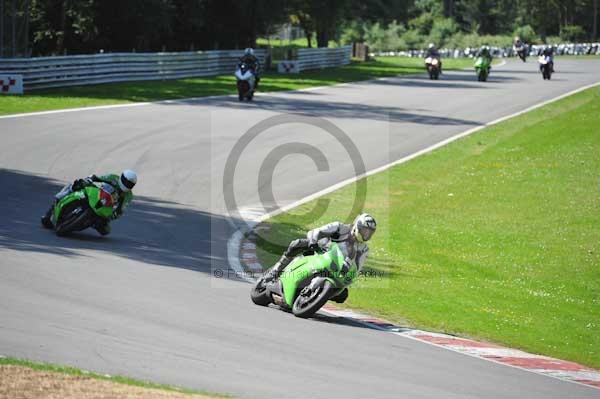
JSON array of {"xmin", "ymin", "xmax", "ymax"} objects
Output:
[
  {"xmin": 278, "ymin": 46, "xmax": 351, "ymax": 73},
  {"xmin": 0, "ymin": 49, "xmax": 267, "ymax": 91},
  {"xmin": 373, "ymin": 42, "xmax": 600, "ymax": 59}
]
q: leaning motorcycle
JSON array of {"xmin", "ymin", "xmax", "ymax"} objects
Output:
[
  {"xmin": 250, "ymin": 242, "xmax": 358, "ymax": 318},
  {"xmin": 51, "ymin": 182, "xmax": 116, "ymax": 236},
  {"xmin": 538, "ymin": 55, "xmax": 552, "ymax": 80},
  {"xmin": 235, "ymin": 62, "xmax": 256, "ymax": 101},
  {"xmin": 474, "ymin": 57, "xmax": 491, "ymax": 82},
  {"xmin": 425, "ymin": 57, "xmax": 441, "ymax": 80}
]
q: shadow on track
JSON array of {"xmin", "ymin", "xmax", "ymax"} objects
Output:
[
  {"xmin": 0, "ymin": 169, "xmax": 236, "ymax": 274},
  {"xmin": 175, "ymin": 96, "xmax": 480, "ymax": 126}
]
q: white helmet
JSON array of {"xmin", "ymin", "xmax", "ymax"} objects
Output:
[
  {"xmin": 118, "ymin": 169, "xmax": 137, "ymax": 192},
  {"xmin": 428, "ymin": 43, "xmax": 435, "ymax": 49},
  {"xmin": 244, "ymin": 48, "xmax": 254, "ymax": 56},
  {"xmin": 352, "ymin": 213, "xmax": 377, "ymax": 242}
]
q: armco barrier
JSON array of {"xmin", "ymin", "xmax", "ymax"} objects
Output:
[
  {"xmin": 278, "ymin": 46, "xmax": 351, "ymax": 73},
  {"xmin": 0, "ymin": 50, "xmax": 266, "ymax": 91}
]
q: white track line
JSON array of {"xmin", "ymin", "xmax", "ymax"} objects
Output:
[
  {"xmin": 0, "ymin": 94, "xmax": 228, "ymax": 119},
  {"xmin": 250, "ymin": 79, "xmax": 600, "ymax": 224}
]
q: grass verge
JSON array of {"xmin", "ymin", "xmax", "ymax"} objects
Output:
[
  {"xmin": 0, "ymin": 356, "xmax": 230, "ymax": 398},
  {"xmin": 0, "ymin": 56, "xmax": 473, "ymax": 116},
  {"xmin": 254, "ymin": 86, "xmax": 600, "ymax": 368}
]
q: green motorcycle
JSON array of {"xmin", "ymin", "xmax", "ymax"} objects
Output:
[
  {"xmin": 251, "ymin": 242, "xmax": 358, "ymax": 318},
  {"xmin": 51, "ymin": 182, "xmax": 116, "ymax": 236},
  {"xmin": 474, "ymin": 57, "xmax": 491, "ymax": 81}
]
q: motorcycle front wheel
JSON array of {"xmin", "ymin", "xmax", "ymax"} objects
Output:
[
  {"xmin": 292, "ymin": 279, "xmax": 335, "ymax": 319},
  {"xmin": 55, "ymin": 204, "xmax": 94, "ymax": 236}
]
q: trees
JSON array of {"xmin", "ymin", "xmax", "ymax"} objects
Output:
[
  {"xmin": 594, "ymin": 0, "xmax": 598, "ymax": 39},
  {"xmin": 5, "ymin": 0, "xmax": 600, "ymax": 57},
  {"xmin": 22, "ymin": 0, "xmax": 289, "ymax": 55}
]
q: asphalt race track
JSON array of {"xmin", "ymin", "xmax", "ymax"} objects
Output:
[{"xmin": 1, "ymin": 59, "xmax": 599, "ymax": 399}]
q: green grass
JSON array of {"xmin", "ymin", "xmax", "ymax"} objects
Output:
[
  {"xmin": 255, "ymin": 86, "xmax": 600, "ymax": 368},
  {"xmin": 0, "ymin": 356, "xmax": 231, "ymax": 397},
  {"xmin": 0, "ymin": 56, "xmax": 473, "ymax": 116},
  {"xmin": 257, "ymin": 37, "xmax": 318, "ymax": 48}
]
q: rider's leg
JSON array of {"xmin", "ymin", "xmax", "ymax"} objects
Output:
[
  {"xmin": 330, "ymin": 288, "xmax": 349, "ymax": 303},
  {"xmin": 265, "ymin": 238, "xmax": 310, "ymax": 279}
]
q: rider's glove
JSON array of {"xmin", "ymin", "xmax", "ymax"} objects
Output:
[
  {"xmin": 341, "ymin": 257, "xmax": 352, "ymax": 275},
  {"xmin": 307, "ymin": 234, "xmax": 318, "ymax": 247},
  {"xmin": 73, "ymin": 177, "xmax": 95, "ymax": 191},
  {"xmin": 72, "ymin": 179, "xmax": 87, "ymax": 191}
]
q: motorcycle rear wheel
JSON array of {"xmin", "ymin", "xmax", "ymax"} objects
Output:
[
  {"xmin": 250, "ymin": 274, "xmax": 271, "ymax": 306},
  {"xmin": 292, "ymin": 279, "xmax": 335, "ymax": 319}
]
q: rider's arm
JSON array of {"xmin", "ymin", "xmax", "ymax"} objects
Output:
[
  {"xmin": 88, "ymin": 174, "xmax": 103, "ymax": 183},
  {"xmin": 355, "ymin": 245, "xmax": 369, "ymax": 271},
  {"xmin": 255, "ymin": 57, "xmax": 261, "ymax": 72},
  {"xmin": 73, "ymin": 174, "xmax": 100, "ymax": 190},
  {"xmin": 112, "ymin": 192, "xmax": 132, "ymax": 220},
  {"xmin": 306, "ymin": 221, "xmax": 343, "ymax": 246},
  {"xmin": 95, "ymin": 174, "xmax": 120, "ymax": 184}
]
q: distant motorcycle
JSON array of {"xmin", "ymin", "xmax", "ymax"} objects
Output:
[
  {"xmin": 514, "ymin": 45, "xmax": 527, "ymax": 62},
  {"xmin": 474, "ymin": 57, "xmax": 491, "ymax": 81},
  {"xmin": 538, "ymin": 55, "xmax": 552, "ymax": 80},
  {"xmin": 425, "ymin": 57, "xmax": 441, "ymax": 80},
  {"xmin": 235, "ymin": 62, "xmax": 256, "ymax": 101}
]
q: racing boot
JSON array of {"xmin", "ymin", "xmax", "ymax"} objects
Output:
[
  {"xmin": 330, "ymin": 288, "xmax": 349, "ymax": 304},
  {"xmin": 41, "ymin": 206, "xmax": 54, "ymax": 229},
  {"xmin": 263, "ymin": 255, "xmax": 292, "ymax": 282}
]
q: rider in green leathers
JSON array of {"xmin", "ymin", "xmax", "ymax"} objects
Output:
[{"xmin": 41, "ymin": 170, "xmax": 137, "ymax": 235}]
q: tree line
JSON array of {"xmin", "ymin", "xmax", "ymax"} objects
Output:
[{"xmin": 0, "ymin": 0, "xmax": 598, "ymax": 57}]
